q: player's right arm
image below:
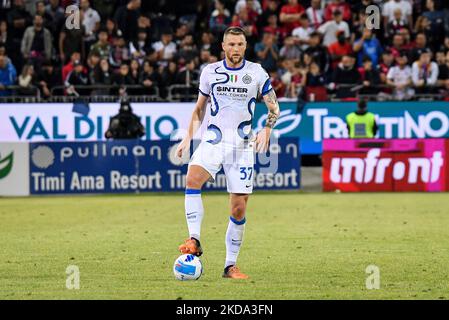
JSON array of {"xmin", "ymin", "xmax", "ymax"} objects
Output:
[{"xmin": 176, "ymin": 94, "xmax": 208, "ymax": 158}]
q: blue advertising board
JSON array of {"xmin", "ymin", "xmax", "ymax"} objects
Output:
[
  {"xmin": 29, "ymin": 138, "xmax": 301, "ymax": 194},
  {"xmin": 253, "ymin": 101, "xmax": 449, "ymax": 154}
]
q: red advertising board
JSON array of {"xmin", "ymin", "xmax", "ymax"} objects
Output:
[{"xmin": 323, "ymin": 139, "xmax": 449, "ymax": 192}]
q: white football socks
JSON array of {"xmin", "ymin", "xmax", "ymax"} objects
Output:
[
  {"xmin": 185, "ymin": 189, "xmax": 204, "ymax": 241},
  {"xmin": 225, "ymin": 216, "xmax": 246, "ymax": 268}
]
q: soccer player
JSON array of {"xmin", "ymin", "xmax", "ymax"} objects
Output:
[{"xmin": 175, "ymin": 27, "xmax": 280, "ymax": 279}]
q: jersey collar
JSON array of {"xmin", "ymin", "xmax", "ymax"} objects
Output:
[{"xmin": 223, "ymin": 59, "xmax": 246, "ymax": 71}]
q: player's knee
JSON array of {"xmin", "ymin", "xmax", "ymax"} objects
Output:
[
  {"xmin": 185, "ymin": 174, "xmax": 203, "ymax": 190},
  {"xmin": 231, "ymin": 202, "xmax": 246, "ymax": 220}
]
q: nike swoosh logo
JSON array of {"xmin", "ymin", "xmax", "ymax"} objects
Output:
[
  {"xmin": 231, "ymin": 239, "xmax": 242, "ymax": 242},
  {"xmin": 246, "ymin": 185, "xmax": 252, "ymax": 188},
  {"xmin": 186, "ymin": 212, "xmax": 197, "ymax": 216},
  {"xmin": 216, "ymin": 78, "xmax": 225, "ymax": 81}
]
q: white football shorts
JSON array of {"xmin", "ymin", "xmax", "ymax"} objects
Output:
[{"xmin": 189, "ymin": 141, "xmax": 255, "ymax": 194}]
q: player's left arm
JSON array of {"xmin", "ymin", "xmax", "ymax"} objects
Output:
[{"xmin": 255, "ymin": 88, "xmax": 280, "ymax": 153}]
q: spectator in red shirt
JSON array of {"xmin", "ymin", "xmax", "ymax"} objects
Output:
[
  {"xmin": 279, "ymin": 0, "xmax": 305, "ymax": 35},
  {"xmin": 62, "ymin": 51, "xmax": 81, "ymax": 82},
  {"xmin": 377, "ymin": 49, "xmax": 395, "ymax": 84},
  {"xmin": 230, "ymin": 7, "xmax": 258, "ymax": 45},
  {"xmin": 328, "ymin": 30, "xmax": 353, "ymax": 70},
  {"xmin": 324, "ymin": 0, "xmax": 351, "ymax": 22},
  {"xmin": 388, "ymin": 33, "xmax": 407, "ymax": 58},
  {"xmin": 262, "ymin": 14, "xmax": 284, "ymax": 42}
]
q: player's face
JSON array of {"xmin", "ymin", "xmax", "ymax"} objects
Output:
[{"xmin": 222, "ymin": 34, "xmax": 247, "ymax": 65}]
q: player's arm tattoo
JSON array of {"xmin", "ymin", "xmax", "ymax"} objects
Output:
[{"xmin": 263, "ymin": 89, "xmax": 280, "ymax": 129}]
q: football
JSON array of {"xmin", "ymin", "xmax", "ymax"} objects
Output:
[{"xmin": 173, "ymin": 254, "xmax": 203, "ymax": 281}]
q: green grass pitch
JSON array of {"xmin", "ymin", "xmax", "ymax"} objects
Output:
[{"xmin": 1, "ymin": 192, "xmax": 448, "ymax": 300}]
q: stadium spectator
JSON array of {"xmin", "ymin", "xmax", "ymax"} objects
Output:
[
  {"xmin": 358, "ymin": 56, "xmax": 381, "ymax": 95},
  {"xmin": 423, "ymin": 0, "xmax": 445, "ymax": 52},
  {"xmin": 21, "ymin": 15, "xmax": 53, "ymax": 63},
  {"xmin": 386, "ymin": 9, "xmax": 409, "ymax": 40},
  {"xmin": 152, "ymin": 30, "xmax": 177, "ymax": 63},
  {"xmin": 398, "ymin": 28, "xmax": 413, "ymax": 51},
  {"xmin": 269, "ymin": 69, "xmax": 286, "ymax": 98},
  {"xmin": 229, "ymin": 6, "xmax": 258, "ymax": 49},
  {"xmin": 328, "ymin": 30, "xmax": 353, "ymax": 70},
  {"xmin": 176, "ymin": 59, "xmax": 198, "ymax": 87},
  {"xmin": 279, "ymin": 0, "xmax": 305, "ymax": 35},
  {"xmin": 162, "ymin": 61, "xmax": 178, "ymax": 96},
  {"xmin": 383, "ymin": 0, "xmax": 413, "ymax": 31},
  {"xmin": 114, "ymin": 0, "xmax": 141, "ymax": 42},
  {"xmin": 304, "ymin": 61, "xmax": 327, "ymax": 101},
  {"xmin": 18, "ymin": 64, "xmax": 37, "ymax": 96},
  {"xmin": 258, "ymin": 0, "xmax": 280, "ymax": 32},
  {"xmin": 409, "ymin": 33, "xmax": 429, "ymax": 64},
  {"xmin": 105, "ymin": 18, "xmax": 122, "ymax": 45},
  {"xmin": 62, "ymin": 51, "xmax": 81, "ymax": 82},
  {"xmin": 65, "ymin": 60, "xmax": 89, "ymax": 96},
  {"xmin": 136, "ymin": 14, "xmax": 153, "ymax": 42},
  {"xmin": 292, "ymin": 14, "xmax": 313, "ymax": 51},
  {"xmin": 386, "ymin": 52, "xmax": 414, "ymax": 100},
  {"xmin": 140, "ymin": 60, "xmax": 161, "ymax": 90},
  {"xmin": 35, "ymin": 1, "xmax": 54, "ymax": 34},
  {"xmin": 109, "ymin": 35, "xmax": 131, "ymax": 69},
  {"xmin": 0, "ymin": 0, "xmax": 12, "ymax": 20},
  {"xmin": 176, "ymin": 34, "xmax": 199, "ymax": 65},
  {"xmin": 45, "ymin": 0, "xmax": 64, "ymax": 28},
  {"xmin": 199, "ymin": 48, "xmax": 211, "ymax": 72},
  {"xmin": 412, "ymin": 49, "xmax": 439, "ymax": 94},
  {"xmin": 90, "ymin": 28, "xmax": 111, "ymax": 60},
  {"xmin": 306, "ymin": 0, "xmax": 324, "ymax": 30},
  {"xmin": 330, "ymin": 54, "xmax": 361, "ymax": 99},
  {"xmin": 317, "ymin": 9, "xmax": 350, "ymax": 47},
  {"xmin": 7, "ymin": 0, "xmax": 33, "ymax": 70},
  {"xmin": 279, "ymin": 36, "xmax": 301, "ymax": 63},
  {"xmin": 174, "ymin": 23, "xmax": 189, "ymax": 47},
  {"xmin": 324, "ymin": 0, "xmax": 351, "ymax": 22},
  {"xmin": 378, "ymin": 50, "xmax": 395, "ymax": 84},
  {"xmin": 130, "ymin": 28, "xmax": 151, "ymax": 66},
  {"xmin": 0, "ymin": 20, "xmax": 13, "ymax": 56},
  {"xmin": 255, "ymin": 32, "xmax": 279, "ymax": 72},
  {"xmin": 262, "ymin": 14, "xmax": 283, "ymax": 42},
  {"xmin": 86, "ymin": 52, "xmax": 101, "ymax": 84},
  {"xmin": 37, "ymin": 59, "xmax": 61, "ymax": 98},
  {"xmin": 304, "ymin": 31, "xmax": 330, "ymax": 74},
  {"xmin": 388, "ymin": 33, "xmax": 407, "ymax": 58},
  {"xmin": 209, "ymin": 0, "xmax": 231, "ymax": 36},
  {"xmin": 92, "ymin": 58, "xmax": 112, "ymax": 95},
  {"xmin": 0, "ymin": 53, "xmax": 17, "ymax": 96},
  {"xmin": 353, "ymin": 28, "xmax": 383, "ymax": 67},
  {"xmin": 80, "ymin": 0, "xmax": 101, "ymax": 53},
  {"xmin": 235, "ymin": 0, "xmax": 262, "ymax": 17},
  {"xmin": 59, "ymin": 10, "xmax": 85, "ymax": 64},
  {"xmin": 280, "ymin": 59, "xmax": 303, "ymax": 98},
  {"xmin": 113, "ymin": 63, "xmax": 135, "ymax": 88},
  {"xmin": 129, "ymin": 59, "xmax": 140, "ymax": 83}
]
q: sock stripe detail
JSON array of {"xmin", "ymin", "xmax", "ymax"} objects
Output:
[
  {"xmin": 185, "ymin": 189, "xmax": 201, "ymax": 195},
  {"xmin": 230, "ymin": 216, "xmax": 246, "ymax": 225}
]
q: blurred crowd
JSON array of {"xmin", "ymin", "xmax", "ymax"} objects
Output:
[{"xmin": 1, "ymin": 0, "xmax": 449, "ymax": 100}]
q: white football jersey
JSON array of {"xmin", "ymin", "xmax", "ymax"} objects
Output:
[{"xmin": 198, "ymin": 59, "xmax": 272, "ymax": 149}]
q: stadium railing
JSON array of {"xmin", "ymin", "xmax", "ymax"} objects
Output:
[
  {"xmin": 0, "ymin": 84, "xmax": 447, "ymax": 103},
  {"xmin": 0, "ymin": 85, "xmax": 41, "ymax": 102}
]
